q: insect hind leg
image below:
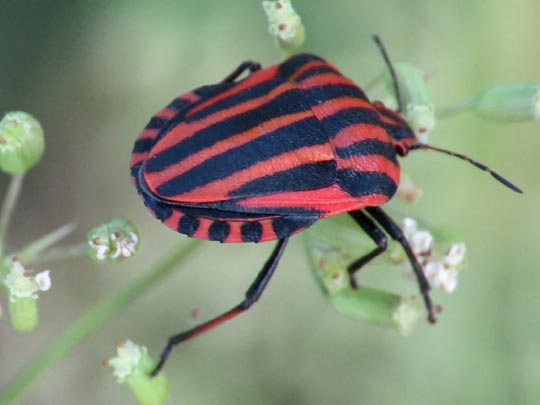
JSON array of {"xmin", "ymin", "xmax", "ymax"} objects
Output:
[
  {"xmin": 366, "ymin": 206, "xmax": 436, "ymax": 323},
  {"xmin": 222, "ymin": 61, "xmax": 262, "ymax": 83},
  {"xmin": 150, "ymin": 237, "xmax": 289, "ymax": 376},
  {"xmin": 347, "ymin": 210, "xmax": 388, "ymax": 288}
]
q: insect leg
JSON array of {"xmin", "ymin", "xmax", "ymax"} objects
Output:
[
  {"xmin": 150, "ymin": 237, "xmax": 289, "ymax": 376},
  {"xmin": 222, "ymin": 61, "xmax": 262, "ymax": 83},
  {"xmin": 366, "ymin": 206, "xmax": 436, "ymax": 323},
  {"xmin": 347, "ymin": 210, "xmax": 388, "ymax": 289}
]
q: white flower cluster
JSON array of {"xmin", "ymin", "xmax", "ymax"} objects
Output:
[
  {"xmin": 2, "ymin": 258, "xmax": 51, "ymax": 302},
  {"xmin": 393, "ymin": 218, "xmax": 466, "ymax": 293},
  {"xmin": 107, "ymin": 340, "xmax": 147, "ymax": 383},
  {"xmin": 88, "ymin": 231, "xmax": 139, "ymax": 261}
]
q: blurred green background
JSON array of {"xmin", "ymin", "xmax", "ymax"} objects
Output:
[{"xmin": 1, "ymin": 1, "xmax": 539, "ymax": 404}]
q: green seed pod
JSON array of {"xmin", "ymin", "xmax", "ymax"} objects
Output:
[
  {"xmin": 87, "ymin": 218, "xmax": 140, "ymax": 263},
  {"xmin": 8, "ymin": 298, "xmax": 38, "ymax": 332},
  {"xmin": 471, "ymin": 83, "xmax": 540, "ymax": 122},
  {"xmin": 0, "ymin": 111, "xmax": 45, "ymax": 174},
  {"xmin": 262, "ymin": 0, "xmax": 305, "ymax": 53}
]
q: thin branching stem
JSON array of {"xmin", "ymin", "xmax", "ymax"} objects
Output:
[
  {"xmin": 0, "ymin": 239, "xmax": 202, "ymax": 404},
  {"xmin": 0, "ymin": 174, "xmax": 25, "ymax": 255}
]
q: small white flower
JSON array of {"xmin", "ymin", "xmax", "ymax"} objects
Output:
[
  {"xmin": 444, "ymin": 243, "xmax": 466, "ymax": 267},
  {"xmin": 35, "ymin": 270, "xmax": 51, "ymax": 291},
  {"xmin": 411, "ymin": 230, "xmax": 433, "ymax": 256},
  {"xmin": 108, "ymin": 340, "xmax": 147, "ymax": 383},
  {"xmin": 402, "ymin": 217, "xmax": 418, "ymax": 237},
  {"xmin": 110, "ymin": 231, "xmax": 139, "ymax": 259},
  {"xmin": 3, "ymin": 258, "xmax": 51, "ymax": 302}
]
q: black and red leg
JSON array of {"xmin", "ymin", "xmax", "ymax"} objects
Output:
[
  {"xmin": 348, "ymin": 207, "xmax": 436, "ymax": 323},
  {"xmin": 222, "ymin": 61, "xmax": 262, "ymax": 83},
  {"xmin": 151, "ymin": 237, "xmax": 289, "ymax": 376}
]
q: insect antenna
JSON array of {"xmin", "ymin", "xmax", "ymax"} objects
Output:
[
  {"xmin": 409, "ymin": 143, "xmax": 522, "ymax": 193},
  {"xmin": 372, "ymin": 34, "xmax": 404, "ymax": 113}
]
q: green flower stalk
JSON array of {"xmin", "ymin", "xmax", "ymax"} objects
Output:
[
  {"xmin": 2, "ymin": 257, "xmax": 51, "ymax": 331},
  {"xmin": 470, "ymin": 83, "xmax": 540, "ymax": 122},
  {"xmin": 0, "ymin": 111, "xmax": 45, "ymax": 175},
  {"xmin": 105, "ymin": 340, "xmax": 168, "ymax": 405},
  {"xmin": 262, "ymin": 0, "xmax": 305, "ymax": 53},
  {"xmin": 87, "ymin": 218, "xmax": 140, "ymax": 263}
]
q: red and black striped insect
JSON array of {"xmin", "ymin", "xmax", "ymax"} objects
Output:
[{"xmin": 130, "ymin": 37, "xmax": 520, "ymax": 375}]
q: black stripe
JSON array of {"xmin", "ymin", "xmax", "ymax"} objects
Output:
[
  {"xmin": 145, "ymin": 88, "xmax": 311, "ymax": 174},
  {"xmin": 337, "ymin": 170, "xmax": 397, "ymax": 198},
  {"xmin": 320, "ymin": 107, "xmax": 380, "ymax": 137},
  {"xmin": 241, "ymin": 222, "xmax": 263, "ymax": 242},
  {"xmin": 307, "ymin": 84, "xmax": 369, "ymax": 106},
  {"xmin": 386, "ymin": 125, "xmax": 415, "ymax": 141},
  {"xmin": 271, "ymin": 215, "xmax": 318, "ymax": 239},
  {"xmin": 156, "ymin": 116, "xmax": 327, "ymax": 196},
  {"xmin": 178, "ymin": 215, "xmax": 200, "ymax": 236},
  {"xmin": 144, "ymin": 117, "xmax": 170, "ymax": 130},
  {"xmin": 208, "ymin": 221, "xmax": 230, "ymax": 242},
  {"xmin": 167, "ymin": 96, "xmax": 195, "ymax": 111},
  {"xmin": 132, "ymin": 138, "xmax": 155, "ymax": 154},
  {"xmin": 277, "ymin": 54, "xmax": 325, "ymax": 79},
  {"xmin": 294, "ymin": 66, "xmax": 340, "ymax": 82},
  {"xmin": 230, "ymin": 162, "xmax": 336, "ymax": 197},
  {"xmin": 335, "ymin": 139, "xmax": 397, "ymax": 164},
  {"xmin": 187, "ymin": 80, "xmax": 281, "ymax": 122}
]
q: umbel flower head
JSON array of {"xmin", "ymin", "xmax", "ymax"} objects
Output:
[
  {"xmin": 2, "ymin": 257, "xmax": 51, "ymax": 331},
  {"xmin": 87, "ymin": 218, "xmax": 140, "ymax": 263}
]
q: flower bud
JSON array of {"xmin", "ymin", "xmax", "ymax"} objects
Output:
[
  {"xmin": 0, "ymin": 111, "xmax": 45, "ymax": 175},
  {"xmin": 2, "ymin": 258, "xmax": 51, "ymax": 331},
  {"xmin": 395, "ymin": 63, "xmax": 435, "ymax": 142},
  {"xmin": 262, "ymin": 0, "xmax": 305, "ymax": 53},
  {"xmin": 87, "ymin": 218, "xmax": 140, "ymax": 263},
  {"xmin": 471, "ymin": 83, "xmax": 540, "ymax": 122},
  {"xmin": 105, "ymin": 340, "xmax": 168, "ymax": 405}
]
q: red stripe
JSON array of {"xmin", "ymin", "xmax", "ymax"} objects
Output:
[
  {"xmin": 148, "ymin": 82, "xmax": 296, "ymax": 156},
  {"xmin": 145, "ymin": 110, "xmax": 313, "ymax": 187},
  {"xmin": 331, "ymin": 123, "xmax": 391, "ymax": 149},
  {"xmin": 162, "ymin": 209, "xmax": 183, "ymax": 231},
  {"xmin": 188, "ymin": 66, "xmax": 280, "ymax": 116},
  {"xmin": 298, "ymin": 72, "xmax": 356, "ymax": 88},
  {"xmin": 312, "ymin": 96, "xmax": 375, "ymax": 120},
  {"xmin": 162, "ymin": 145, "xmax": 334, "ymax": 203},
  {"xmin": 288, "ymin": 60, "xmax": 336, "ymax": 81},
  {"xmin": 337, "ymin": 155, "xmax": 400, "ymax": 185},
  {"xmin": 238, "ymin": 184, "xmax": 390, "ymax": 215}
]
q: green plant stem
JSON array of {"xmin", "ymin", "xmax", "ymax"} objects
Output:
[
  {"xmin": 0, "ymin": 174, "xmax": 25, "ymax": 255},
  {"xmin": 0, "ymin": 239, "xmax": 202, "ymax": 404},
  {"xmin": 11, "ymin": 222, "xmax": 78, "ymax": 264},
  {"xmin": 28, "ymin": 242, "xmax": 87, "ymax": 264},
  {"xmin": 436, "ymin": 99, "xmax": 474, "ymax": 118}
]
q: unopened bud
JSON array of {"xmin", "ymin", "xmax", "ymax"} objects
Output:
[
  {"xmin": 471, "ymin": 83, "xmax": 540, "ymax": 122},
  {"xmin": 262, "ymin": 0, "xmax": 305, "ymax": 53},
  {"xmin": 0, "ymin": 111, "xmax": 45, "ymax": 174}
]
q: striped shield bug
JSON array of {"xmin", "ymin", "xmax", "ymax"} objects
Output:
[{"xmin": 130, "ymin": 36, "xmax": 521, "ymax": 375}]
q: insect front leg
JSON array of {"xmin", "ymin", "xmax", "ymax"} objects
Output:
[
  {"xmin": 366, "ymin": 207, "xmax": 436, "ymax": 323},
  {"xmin": 150, "ymin": 237, "xmax": 289, "ymax": 376},
  {"xmin": 347, "ymin": 210, "xmax": 388, "ymax": 289},
  {"xmin": 221, "ymin": 61, "xmax": 262, "ymax": 83}
]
